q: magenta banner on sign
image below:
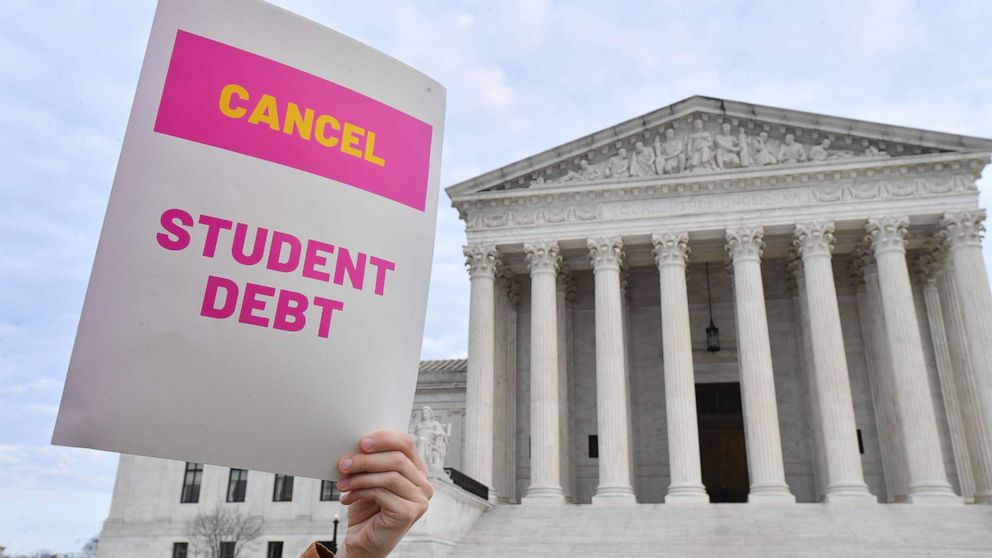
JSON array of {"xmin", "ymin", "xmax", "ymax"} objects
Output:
[{"xmin": 154, "ymin": 29, "xmax": 433, "ymax": 211}]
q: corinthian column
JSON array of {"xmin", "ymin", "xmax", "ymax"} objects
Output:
[
  {"xmin": 725, "ymin": 226, "xmax": 795, "ymax": 503},
  {"xmin": 939, "ymin": 210, "xmax": 992, "ymax": 503},
  {"xmin": 794, "ymin": 222, "xmax": 874, "ymax": 502},
  {"xmin": 652, "ymin": 232, "xmax": 708, "ymax": 503},
  {"xmin": 917, "ymin": 247, "xmax": 975, "ymax": 502},
  {"xmin": 866, "ymin": 216, "xmax": 958, "ymax": 503},
  {"xmin": 463, "ymin": 244, "xmax": 501, "ymax": 491},
  {"xmin": 522, "ymin": 241, "xmax": 565, "ymax": 503},
  {"xmin": 588, "ymin": 237, "xmax": 636, "ymax": 504}
]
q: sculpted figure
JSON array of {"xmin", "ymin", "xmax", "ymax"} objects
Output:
[
  {"xmin": 686, "ymin": 119, "xmax": 716, "ymax": 172},
  {"xmin": 409, "ymin": 406, "xmax": 452, "ymax": 475},
  {"xmin": 714, "ymin": 123, "xmax": 742, "ymax": 169},
  {"xmin": 864, "ymin": 144, "xmax": 889, "ymax": 158},
  {"xmin": 808, "ymin": 138, "xmax": 831, "ymax": 161},
  {"xmin": 778, "ymin": 133, "xmax": 807, "ymax": 164},
  {"xmin": 629, "ymin": 141, "xmax": 657, "ymax": 177},
  {"xmin": 655, "ymin": 128, "xmax": 685, "ymax": 174},
  {"xmin": 747, "ymin": 131, "xmax": 777, "ymax": 166},
  {"xmin": 605, "ymin": 147, "xmax": 631, "ymax": 178},
  {"xmin": 561, "ymin": 158, "xmax": 603, "ymax": 182}
]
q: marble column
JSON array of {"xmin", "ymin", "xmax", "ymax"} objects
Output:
[
  {"xmin": 794, "ymin": 222, "xmax": 874, "ymax": 502},
  {"xmin": 789, "ymin": 255, "xmax": 827, "ymax": 501},
  {"xmin": 725, "ymin": 226, "xmax": 795, "ymax": 503},
  {"xmin": 463, "ymin": 244, "xmax": 500, "ymax": 491},
  {"xmin": 588, "ymin": 237, "xmax": 637, "ymax": 504},
  {"xmin": 936, "ymin": 257, "xmax": 992, "ymax": 503},
  {"xmin": 652, "ymin": 232, "xmax": 708, "ymax": 503},
  {"xmin": 916, "ymin": 247, "xmax": 976, "ymax": 502},
  {"xmin": 863, "ymin": 258, "xmax": 908, "ymax": 502},
  {"xmin": 865, "ymin": 216, "xmax": 958, "ymax": 503},
  {"xmin": 939, "ymin": 210, "xmax": 992, "ymax": 504},
  {"xmin": 493, "ymin": 269, "xmax": 518, "ymax": 503},
  {"xmin": 522, "ymin": 241, "xmax": 565, "ymax": 503},
  {"xmin": 556, "ymin": 263, "xmax": 575, "ymax": 503}
]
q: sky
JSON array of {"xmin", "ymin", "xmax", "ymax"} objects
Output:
[{"xmin": 3, "ymin": 0, "xmax": 992, "ymax": 553}]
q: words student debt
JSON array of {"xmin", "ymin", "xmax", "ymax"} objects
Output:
[{"xmin": 158, "ymin": 207, "xmax": 395, "ymax": 339}]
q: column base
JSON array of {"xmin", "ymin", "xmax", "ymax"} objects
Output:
[
  {"xmin": 665, "ymin": 484, "xmax": 709, "ymax": 504},
  {"xmin": 747, "ymin": 485, "xmax": 795, "ymax": 504},
  {"xmin": 906, "ymin": 484, "xmax": 963, "ymax": 505},
  {"xmin": 972, "ymin": 491, "xmax": 992, "ymax": 504},
  {"xmin": 522, "ymin": 486, "xmax": 567, "ymax": 505},
  {"xmin": 592, "ymin": 484, "xmax": 637, "ymax": 505},
  {"xmin": 823, "ymin": 484, "xmax": 877, "ymax": 504}
]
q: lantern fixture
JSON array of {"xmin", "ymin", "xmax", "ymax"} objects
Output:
[{"xmin": 705, "ymin": 262, "xmax": 720, "ymax": 353}]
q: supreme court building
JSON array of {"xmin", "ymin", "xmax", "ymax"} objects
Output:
[{"xmin": 446, "ymin": 95, "xmax": 992, "ymax": 509}]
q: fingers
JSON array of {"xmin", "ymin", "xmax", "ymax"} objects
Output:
[
  {"xmin": 339, "ymin": 487, "xmax": 428, "ymax": 527},
  {"xmin": 339, "ymin": 450, "xmax": 433, "ymax": 499},
  {"xmin": 357, "ymin": 430, "xmax": 428, "ymax": 474},
  {"xmin": 337, "ymin": 470, "xmax": 424, "ymax": 503}
]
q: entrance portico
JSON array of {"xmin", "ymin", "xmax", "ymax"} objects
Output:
[{"xmin": 450, "ymin": 96, "xmax": 992, "ymax": 505}]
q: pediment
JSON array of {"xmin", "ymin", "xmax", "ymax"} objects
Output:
[{"xmin": 446, "ymin": 96, "xmax": 992, "ymax": 199}]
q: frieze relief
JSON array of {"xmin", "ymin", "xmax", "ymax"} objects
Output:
[
  {"xmin": 493, "ymin": 113, "xmax": 945, "ymax": 192},
  {"xmin": 463, "ymin": 173, "xmax": 977, "ymax": 232}
]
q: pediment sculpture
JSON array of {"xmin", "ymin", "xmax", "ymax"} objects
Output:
[{"xmin": 535, "ymin": 117, "xmax": 891, "ymax": 188}]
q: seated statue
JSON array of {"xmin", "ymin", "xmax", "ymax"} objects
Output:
[
  {"xmin": 778, "ymin": 133, "xmax": 807, "ymax": 164},
  {"xmin": 409, "ymin": 406, "xmax": 452, "ymax": 476},
  {"xmin": 605, "ymin": 147, "xmax": 631, "ymax": 178},
  {"xmin": 686, "ymin": 119, "xmax": 716, "ymax": 172},
  {"xmin": 714, "ymin": 123, "xmax": 742, "ymax": 169},
  {"xmin": 655, "ymin": 128, "xmax": 685, "ymax": 174}
]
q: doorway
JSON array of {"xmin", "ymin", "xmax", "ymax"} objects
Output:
[{"xmin": 696, "ymin": 382, "xmax": 749, "ymax": 503}]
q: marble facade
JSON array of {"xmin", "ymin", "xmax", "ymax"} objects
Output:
[{"xmin": 448, "ymin": 96, "xmax": 992, "ymax": 507}]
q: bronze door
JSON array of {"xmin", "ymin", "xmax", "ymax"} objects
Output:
[{"xmin": 695, "ymin": 382, "xmax": 749, "ymax": 503}]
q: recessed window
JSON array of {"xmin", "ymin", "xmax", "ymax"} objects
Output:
[
  {"xmin": 273, "ymin": 474, "xmax": 294, "ymax": 502},
  {"xmin": 320, "ymin": 480, "xmax": 339, "ymax": 501},
  {"xmin": 857, "ymin": 429, "xmax": 865, "ymax": 454},
  {"xmin": 180, "ymin": 462, "xmax": 203, "ymax": 503},
  {"xmin": 588, "ymin": 435, "xmax": 599, "ymax": 459},
  {"xmin": 267, "ymin": 541, "xmax": 284, "ymax": 558},
  {"xmin": 172, "ymin": 542, "xmax": 188, "ymax": 558},
  {"xmin": 219, "ymin": 541, "xmax": 236, "ymax": 558},
  {"xmin": 226, "ymin": 468, "xmax": 248, "ymax": 502}
]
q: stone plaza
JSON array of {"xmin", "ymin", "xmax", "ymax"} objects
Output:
[{"xmin": 97, "ymin": 97, "xmax": 992, "ymax": 556}]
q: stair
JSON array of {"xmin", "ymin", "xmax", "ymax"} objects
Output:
[{"xmin": 448, "ymin": 503, "xmax": 992, "ymax": 557}]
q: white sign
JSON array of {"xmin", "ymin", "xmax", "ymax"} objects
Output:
[{"xmin": 52, "ymin": 0, "xmax": 445, "ymax": 481}]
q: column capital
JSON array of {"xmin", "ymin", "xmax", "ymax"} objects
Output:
[
  {"xmin": 465, "ymin": 243, "xmax": 502, "ymax": 279},
  {"xmin": 866, "ymin": 216, "xmax": 909, "ymax": 256},
  {"xmin": 497, "ymin": 267, "xmax": 521, "ymax": 307},
  {"xmin": 794, "ymin": 221, "xmax": 836, "ymax": 259},
  {"xmin": 556, "ymin": 260, "xmax": 576, "ymax": 302},
  {"xmin": 938, "ymin": 210, "xmax": 986, "ymax": 250},
  {"xmin": 588, "ymin": 237, "xmax": 625, "ymax": 272},
  {"xmin": 848, "ymin": 248, "xmax": 867, "ymax": 289},
  {"xmin": 785, "ymin": 250, "xmax": 803, "ymax": 295},
  {"xmin": 524, "ymin": 241, "xmax": 561, "ymax": 276},
  {"xmin": 725, "ymin": 225, "xmax": 765, "ymax": 263},
  {"xmin": 914, "ymin": 240, "xmax": 944, "ymax": 288},
  {"xmin": 652, "ymin": 231, "xmax": 690, "ymax": 268}
]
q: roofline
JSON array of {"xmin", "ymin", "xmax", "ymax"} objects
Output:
[{"xmin": 446, "ymin": 95, "xmax": 992, "ymax": 199}]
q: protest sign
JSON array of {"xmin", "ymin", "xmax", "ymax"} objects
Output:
[{"xmin": 52, "ymin": 0, "xmax": 445, "ymax": 481}]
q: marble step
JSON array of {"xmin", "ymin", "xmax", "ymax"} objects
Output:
[{"xmin": 448, "ymin": 503, "xmax": 992, "ymax": 557}]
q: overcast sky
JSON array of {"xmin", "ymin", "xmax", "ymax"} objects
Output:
[{"xmin": 4, "ymin": 0, "xmax": 992, "ymax": 553}]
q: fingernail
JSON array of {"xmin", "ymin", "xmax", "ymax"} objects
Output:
[
  {"xmin": 361, "ymin": 437, "xmax": 375, "ymax": 451},
  {"xmin": 338, "ymin": 478, "xmax": 350, "ymax": 490},
  {"xmin": 341, "ymin": 457, "xmax": 353, "ymax": 471}
]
